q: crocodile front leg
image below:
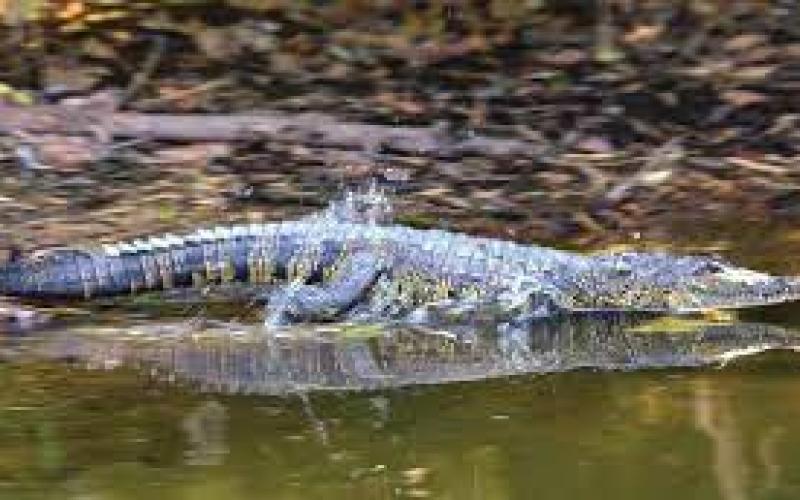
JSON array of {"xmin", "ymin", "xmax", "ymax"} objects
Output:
[{"xmin": 264, "ymin": 251, "xmax": 388, "ymax": 326}]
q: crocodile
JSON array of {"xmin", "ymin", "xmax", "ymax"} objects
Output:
[{"xmin": 2, "ymin": 194, "xmax": 800, "ymax": 326}]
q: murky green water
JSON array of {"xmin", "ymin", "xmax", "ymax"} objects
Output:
[
  {"xmin": 2, "ymin": 350, "xmax": 800, "ymax": 500},
  {"xmin": 2, "ymin": 307, "xmax": 800, "ymax": 500}
]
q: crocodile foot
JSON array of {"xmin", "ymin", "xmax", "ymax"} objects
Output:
[{"xmin": 264, "ymin": 251, "xmax": 387, "ymax": 326}]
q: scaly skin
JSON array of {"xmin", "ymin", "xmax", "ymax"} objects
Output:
[{"xmin": 2, "ymin": 220, "xmax": 800, "ymax": 324}]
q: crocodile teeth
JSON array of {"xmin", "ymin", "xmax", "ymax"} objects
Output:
[
  {"xmin": 196, "ymin": 229, "xmax": 216, "ymax": 242},
  {"xmin": 213, "ymin": 226, "xmax": 232, "ymax": 239},
  {"xmin": 230, "ymin": 225, "xmax": 248, "ymax": 238},
  {"xmin": 132, "ymin": 239, "xmax": 153, "ymax": 252},
  {"xmin": 184, "ymin": 230, "xmax": 203, "ymax": 243},
  {"xmin": 148, "ymin": 237, "xmax": 170, "ymax": 250},
  {"xmin": 102, "ymin": 245, "xmax": 121, "ymax": 257},
  {"xmin": 116, "ymin": 242, "xmax": 138, "ymax": 254},
  {"xmin": 163, "ymin": 234, "xmax": 184, "ymax": 247}
]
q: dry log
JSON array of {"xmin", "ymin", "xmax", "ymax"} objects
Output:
[{"xmin": 0, "ymin": 104, "xmax": 538, "ymax": 159}]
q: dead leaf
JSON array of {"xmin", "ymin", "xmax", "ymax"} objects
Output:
[
  {"xmin": 741, "ymin": 46, "xmax": 778, "ymax": 63},
  {"xmin": 372, "ymin": 92, "xmax": 426, "ymax": 115},
  {"xmin": 623, "ymin": 24, "xmax": 663, "ymax": 44},
  {"xmin": 723, "ymin": 33, "xmax": 766, "ymax": 52},
  {"xmin": 594, "ymin": 44, "xmax": 625, "ymax": 64},
  {"xmin": 151, "ymin": 143, "xmax": 232, "ymax": 166},
  {"xmin": 56, "ymin": 0, "xmax": 84, "ymax": 20},
  {"xmin": 576, "ymin": 136, "xmax": 614, "ymax": 153},
  {"xmin": 193, "ymin": 25, "xmax": 242, "ymax": 60},
  {"xmin": 766, "ymin": 114, "xmax": 799, "ymax": 135},
  {"xmin": 784, "ymin": 43, "xmax": 800, "ymax": 57},
  {"xmin": 721, "ymin": 89, "xmax": 768, "ymax": 107},
  {"xmin": 639, "ymin": 169, "xmax": 673, "ymax": 186},
  {"xmin": 33, "ymin": 135, "xmax": 100, "ymax": 170},
  {"xmin": 538, "ymin": 48, "xmax": 587, "ymax": 66},
  {"xmin": 732, "ymin": 65, "xmax": 777, "ymax": 82},
  {"xmin": 727, "ymin": 156, "xmax": 788, "ymax": 175},
  {"xmin": 675, "ymin": 60, "xmax": 732, "ymax": 78}
]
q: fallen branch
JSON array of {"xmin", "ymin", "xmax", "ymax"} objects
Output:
[{"xmin": 0, "ymin": 104, "xmax": 539, "ymax": 159}]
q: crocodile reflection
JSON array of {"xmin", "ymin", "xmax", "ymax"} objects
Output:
[{"xmin": 7, "ymin": 313, "xmax": 800, "ymax": 394}]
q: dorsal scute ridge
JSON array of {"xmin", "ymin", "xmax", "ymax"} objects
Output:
[{"xmin": 310, "ymin": 182, "xmax": 394, "ymax": 225}]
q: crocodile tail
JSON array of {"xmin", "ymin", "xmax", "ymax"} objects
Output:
[
  {"xmin": 0, "ymin": 250, "xmax": 100, "ymax": 298},
  {"xmin": 0, "ymin": 260, "xmax": 28, "ymax": 296}
]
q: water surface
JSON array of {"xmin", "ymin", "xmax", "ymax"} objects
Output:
[{"xmin": 2, "ymin": 306, "xmax": 800, "ymax": 500}]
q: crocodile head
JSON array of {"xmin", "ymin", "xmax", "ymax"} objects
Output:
[{"xmin": 560, "ymin": 252, "xmax": 800, "ymax": 313}]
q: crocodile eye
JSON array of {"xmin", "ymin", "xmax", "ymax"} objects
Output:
[
  {"xmin": 610, "ymin": 262, "xmax": 633, "ymax": 277},
  {"xmin": 695, "ymin": 261, "xmax": 726, "ymax": 275}
]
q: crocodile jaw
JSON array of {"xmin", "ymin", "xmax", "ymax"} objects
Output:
[
  {"xmin": 557, "ymin": 254, "xmax": 800, "ymax": 314},
  {"xmin": 692, "ymin": 274, "xmax": 800, "ymax": 311}
]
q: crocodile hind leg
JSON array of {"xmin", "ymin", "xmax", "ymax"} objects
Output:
[{"xmin": 264, "ymin": 251, "xmax": 387, "ymax": 326}]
